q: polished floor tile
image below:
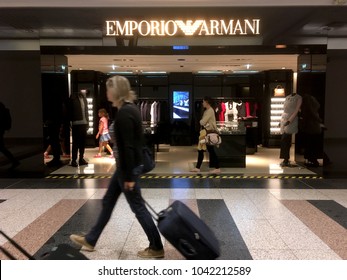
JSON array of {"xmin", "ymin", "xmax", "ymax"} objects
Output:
[
  {"xmin": 48, "ymin": 145, "xmax": 318, "ymax": 176},
  {"xmin": 0, "ymin": 145, "xmax": 346, "ymax": 260}
]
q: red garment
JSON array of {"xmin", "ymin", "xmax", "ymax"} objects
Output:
[
  {"xmin": 245, "ymin": 102, "xmax": 250, "ymax": 117},
  {"xmin": 219, "ymin": 102, "xmax": 226, "ymax": 121}
]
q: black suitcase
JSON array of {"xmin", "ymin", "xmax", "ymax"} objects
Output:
[
  {"xmin": 0, "ymin": 230, "xmax": 88, "ymax": 260},
  {"xmin": 42, "ymin": 244, "xmax": 89, "ymax": 260},
  {"xmin": 144, "ymin": 199, "xmax": 220, "ymax": 260}
]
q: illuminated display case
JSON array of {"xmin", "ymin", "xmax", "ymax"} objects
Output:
[
  {"xmin": 262, "ymin": 69, "xmax": 293, "ymax": 147},
  {"xmin": 214, "ymin": 121, "xmax": 246, "ymax": 167},
  {"xmin": 269, "ymin": 97, "xmax": 285, "ymax": 135},
  {"xmin": 87, "ymin": 98, "xmax": 94, "ymax": 135},
  {"xmin": 216, "ymin": 121, "xmax": 246, "ymax": 135}
]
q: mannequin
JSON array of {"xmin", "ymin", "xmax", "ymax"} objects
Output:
[
  {"xmin": 232, "ymin": 101, "xmax": 242, "ymax": 121},
  {"xmin": 279, "ymin": 92, "xmax": 302, "ymax": 167}
]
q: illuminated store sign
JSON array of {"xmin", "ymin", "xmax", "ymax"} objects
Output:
[{"xmin": 105, "ymin": 19, "xmax": 260, "ymax": 37}]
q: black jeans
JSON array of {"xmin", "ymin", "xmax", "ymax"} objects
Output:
[
  {"xmin": 196, "ymin": 145, "xmax": 220, "ymax": 169},
  {"xmin": 303, "ymin": 133, "xmax": 321, "ymax": 163},
  {"xmin": 71, "ymin": 124, "xmax": 87, "ymax": 161},
  {"xmin": 280, "ymin": 133, "xmax": 292, "ymax": 161},
  {"xmin": 85, "ymin": 169, "xmax": 163, "ymax": 250}
]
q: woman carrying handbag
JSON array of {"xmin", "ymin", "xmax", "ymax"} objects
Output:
[{"xmin": 190, "ymin": 96, "xmax": 221, "ymax": 174}]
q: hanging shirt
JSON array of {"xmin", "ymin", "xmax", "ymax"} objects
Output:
[{"xmin": 219, "ymin": 102, "xmax": 226, "ymax": 121}]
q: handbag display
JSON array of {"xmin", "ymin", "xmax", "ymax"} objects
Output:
[
  {"xmin": 205, "ymin": 131, "xmax": 222, "ymax": 146},
  {"xmin": 274, "ymin": 85, "xmax": 285, "ymax": 97}
]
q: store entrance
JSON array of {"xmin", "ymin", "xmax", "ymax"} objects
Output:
[{"xmin": 41, "ymin": 49, "xmax": 325, "ymax": 177}]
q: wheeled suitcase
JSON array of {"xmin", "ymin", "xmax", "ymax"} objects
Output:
[
  {"xmin": 42, "ymin": 243, "xmax": 89, "ymax": 260},
  {"xmin": 0, "ymin": 230, "xmax": 88, "ymax": 260},
  {"xmin": 144, "ymin": 199, "xmax": 220, "ymax": 260}
]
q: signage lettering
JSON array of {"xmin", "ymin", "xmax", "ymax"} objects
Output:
[{"xmin": 106, "ymin": 19, "xmax": 260, "ymax": 37}]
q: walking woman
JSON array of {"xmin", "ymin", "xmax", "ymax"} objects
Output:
[
  {"xmin": 190, "ymin": 96, "xmax": 221, "ymax": 174},
  {"xmin": 70, "ymin": 76, "xmax": 164, "ymax": 259}
]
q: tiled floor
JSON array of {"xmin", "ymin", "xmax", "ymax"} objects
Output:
[{"xmin": 1, "ymin": 145, "xmax": 346, "ymax": 260}]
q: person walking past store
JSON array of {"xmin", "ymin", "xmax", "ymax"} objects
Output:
[
  {"xmin": 279, "ymin": 92, "xmax": 302, "ymax": 167},
  {"xmin": 190, "ymin": 96, "xmax": 221, "ymax": 174},
  {"xmin": 70, "ymin": 76, "xmax": 164, "ymax": 259},
  {"xmin": 68, "ymin": 89, "xmax": 89, "ymax": 167}
]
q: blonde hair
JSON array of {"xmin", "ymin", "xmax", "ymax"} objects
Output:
[{"xmin": 106, "ymin": 76, "xmax": 136, "ymax": 104}]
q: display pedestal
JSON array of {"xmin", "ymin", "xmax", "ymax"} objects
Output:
[
  {"xmin": 246, "ymin": 126, "xmax": 258, "ymax": 155},
  {"xmin": 215, "ymin": 134, "xmax": 246, "ymax": 167}
]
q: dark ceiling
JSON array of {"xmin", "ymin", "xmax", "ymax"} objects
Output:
[
  {"xmin": 0, "ymin": 6, "xmax": 346, "ymax": 43},
  {"xmin": 1, "ymin": 6, "xmax": 346, "ymax": 73}
]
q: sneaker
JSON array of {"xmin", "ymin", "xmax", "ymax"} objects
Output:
[
  {"xmin": 190, "ymin": 168, "xmax": 200, "ymax": 173},
  {"xmin": 70, "ymin": 234, "xmax": 95, "ymax": 252},
  {"xmin": 94, "ymin": 154, "xmax": 102, "ymax": 158},
  {"xmin": 79, "ymin": 158, "xmax": 88, "ymax": 166},
  {"xmin": 137, "ymin": 247, "xmax": 164, "ymax": 259},
  {"xmin": 209, "ymin": 168, "xmax": 221, "ymax": 174},
  {"xmin": 70, "ymin": 160, "xmax": 78, "ymax": 167},
  {"xmin": 280, "ymin": 160, "xmax": 290, "ymax": 167}
]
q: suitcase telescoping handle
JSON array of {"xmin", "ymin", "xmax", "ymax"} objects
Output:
[
  {"xmin": 0, "ymin": 230, "xmax": 35, "ymax": 260},
  {"xmin": 142, "ymin": 197, "xmax": 161, "ymax": 222}
]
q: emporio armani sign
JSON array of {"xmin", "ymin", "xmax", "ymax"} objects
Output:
[{"xmin": 105, "ymin": 19, "xmax": 260, "ymax": 37}]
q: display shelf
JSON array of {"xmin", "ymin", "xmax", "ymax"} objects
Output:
[
  {"xmin": 87, "ymin": 98, "xmax": 94, "ymax": 135},
  {"xmin": 216, "ymin": 121, "xmax": 246, "ymax": 135},
  {"xmin": 270, "ymin": 97, "xmax": 285, "ymax": 135}
]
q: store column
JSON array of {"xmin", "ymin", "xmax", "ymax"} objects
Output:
[
  {"xmin": 324, "ymin": 48, "xmax": 347, "ymax": 177},
  {"xmin": 0, "ymin": 42, "xmax": 44, "ymax": 175}
]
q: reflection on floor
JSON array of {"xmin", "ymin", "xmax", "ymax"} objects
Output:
[
  {"xmin": 49, "ymin": 145, "xmax": 319, "ymax": 176},
  {"xmin": 2, "ymin": 145, "xmax": 343, "ymax": 261}
]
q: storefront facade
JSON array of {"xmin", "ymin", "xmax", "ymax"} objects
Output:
[{"xmin": 0, "ymin": 2, "xmax": 347, "ymax": 177}]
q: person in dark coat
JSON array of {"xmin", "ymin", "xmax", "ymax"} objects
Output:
[
  {"xmin": 300, "ymin": 94, "xmax": 323, "ymax": 167},
  {"xmin": 68, "ymin": 89, "xmax": 89, "ymax": 167},
  {"xmin": 70, "ymin": 76, "xmax": 164, "ymax": 259}
]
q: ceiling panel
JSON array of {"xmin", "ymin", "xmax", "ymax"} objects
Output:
[
  {"xmin": 0, "ymin": 0, "xmax": 339, "ymax": 8},
  {"xmin": 65, "ymin": 54, "xmax": 298, "ymax": 73},
  {"xmin": 1, "ymin": 3, "xmax": 344, "ymax": 74}
]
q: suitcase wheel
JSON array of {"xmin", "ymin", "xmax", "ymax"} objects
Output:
[{"xmin": 178, "ymin": 238, "xmax": 197, "ymax": 257}]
